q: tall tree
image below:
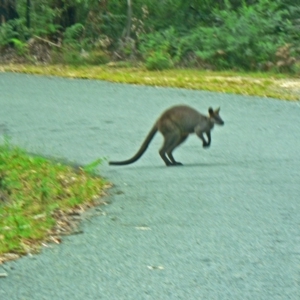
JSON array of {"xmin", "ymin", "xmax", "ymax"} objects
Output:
[
  {"xmin": 0, "ymin": 0, "xmax": 19, "ymax": 24},
  {"xmin": 124, "ymin": 0, "xmax": 132, "ymax": 38},
  {"xmin": 26, "ymin": 0, "xmax": 30, "ymax": 28}
]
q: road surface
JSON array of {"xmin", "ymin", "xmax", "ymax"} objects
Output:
[{"xmin": 0, "ymin": 72, "xmax": 299, "ymax": 299}]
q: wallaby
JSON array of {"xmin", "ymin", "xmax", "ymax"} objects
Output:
[{"xmin": 109, "ymin": 105, "xmax": 224, "ymax": 166}]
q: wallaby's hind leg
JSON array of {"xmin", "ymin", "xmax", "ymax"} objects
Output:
[
  {"xmin": 159, "ymin": 134, "xmax": 179, "ymax": 166},
  {"xmin": 166, "ymin": 134, "xmax": 188, "ymax": 165},
  {"xmin": 166, "ymin": 151, "xmax": 181, "ymax": 165},
  {"xmin": 158, "ymin": 119, "xmax": 184, "ymax": 166}
]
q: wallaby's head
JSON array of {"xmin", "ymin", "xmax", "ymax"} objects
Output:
[{"xmin": 208, "ymin": 107, "xmax": 224, "ymax": 125}]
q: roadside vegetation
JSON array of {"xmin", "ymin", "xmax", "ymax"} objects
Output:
[{"xmin": 0, "ymin": 140, "xmax": 109, "ymax": 263}]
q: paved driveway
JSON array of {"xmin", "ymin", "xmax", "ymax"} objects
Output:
[{"xmin": 0, "ymin": 72, "xmax": 300, "ymax": 299}]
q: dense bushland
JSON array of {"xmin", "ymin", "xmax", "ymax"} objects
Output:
[{"xmin": 0, "ymin": 0, "xmax": 299, "ymax": 71}]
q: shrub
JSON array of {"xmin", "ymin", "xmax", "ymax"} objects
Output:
[
  {"xmin": 179, "ymin": 0, "xmax": 298, "ymax": 70},
  {"xmin": 63, "ymin": 23, "xmax": 85, "ymax": 49},
  {"xmin": 138, "ymin": 0, "xmax": 299, "ymax": 71},
  {"xmin": 138, "ymin": 27, "xmax": 180, "ymax": 61},
  {"xmin": 10, "ymin": 38, "xmax": 28, "ymax": 56},
  {"xmin": 145, "ymin": 51, "xmax": 173, "ymax": 70}
]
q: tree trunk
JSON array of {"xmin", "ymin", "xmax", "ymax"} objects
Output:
[
  {"xmin": 26, "ymin": 0, "xmax": 31, "ymax": 28},
  {"xmin": 0, "ymin": 0, "xmax": 19, "ymax": 24},
  {"xmin": 124, "ymin": 0, "xmax": 132, "ymax": 38}
]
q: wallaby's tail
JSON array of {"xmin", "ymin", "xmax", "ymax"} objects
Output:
[{"xmin": 109, "ymin": 125, "xmax": 158, "ymax": 166}]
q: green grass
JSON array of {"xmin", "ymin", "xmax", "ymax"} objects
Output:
[
  {"xmin": 1, "ymin": 64, "xmax": 300, "ymax": 100},
  {"xmin": 0, "ymin": 140, "xmax": 109, "ymax": 262}
]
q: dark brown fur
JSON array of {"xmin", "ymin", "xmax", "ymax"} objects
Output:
[{"xmin": 109, "ymin": 105, "xmax": 224, "ymax": 166}]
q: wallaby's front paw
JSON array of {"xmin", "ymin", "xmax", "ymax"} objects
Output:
[{"xmin": 203, "ymin": 143, "xmax": 210, "ymax": 148}]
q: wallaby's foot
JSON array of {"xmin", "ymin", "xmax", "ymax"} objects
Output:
[
  {"xmin": 167, "ymin": 162, "xmax": 183, "ymax": 167},
  {"xmin": 203, "ymin": 143, "xmax": 210, "ymax": 148}
]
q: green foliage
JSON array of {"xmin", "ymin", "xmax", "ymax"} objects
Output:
[
  {"xmin": 63, "ymin": 23, "xmax": 85, "ymax": 46},
  {"xmin": 0, "ymin": 19, "xmax": 30, "ymax": 58},
  {"xmin": 61, "ymin": 23, "xmax": 111, "ymax": 65},
  {"xmin": 10, "ymin": 38, "xmax": 28, "ymax": 56},
  {"xmin": 28, "ymin": 4, "xmax": 61, "ymax": 37},
  {"xmin": 145, "ymin": 51, "xmax": 173, "ymax": 70},
  {"xmin": 180, "ymin": 0, "xmax": 298, "ymax": 70},
  {"xmin": 2, "ymin": 0, "xmax": 300, "ymax": 72},
  {"xmin": 138, "ymin": 0, "xmax": 299, "ymax": 71},
  {"xmin": 0, "ymin": 20, "xmax": 19, "ymax": 46},
  {"xmin": 138, "ymin": 27, "xmax": 182, "ymax": 65},
  {"xmin": 64, "ymin": 23, "xmax": 84, "ymax": 43}
]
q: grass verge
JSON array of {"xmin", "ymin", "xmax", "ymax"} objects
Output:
[
  {"xmin": 0, "ymin": 140, "xmax": 109, "ymax": 263},
  {"xmin": 1, "ymin": 64, "xmax": 300, "ymax": 100}
]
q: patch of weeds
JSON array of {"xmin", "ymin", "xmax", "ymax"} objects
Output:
[
  {"xmin": 82, "ymin": 158, "xmax": 105, "ymax": 175},
  {"xmin": 62, "ymin": 49, "xmax": 86, "ymax": 66},
  {"xmin": 85, "ymin": 51, "xmax": 110, "ymax": 65},
  {"xmin": 0, "ymin": 141, "xmax": 109, "ymax": 262},
  {"xmin": 52, "ymin": 47, "xmax": 110, "ymax": 66}
]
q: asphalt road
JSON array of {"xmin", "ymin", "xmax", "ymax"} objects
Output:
[{"xmin": 0, "ymin": 72, "xmax": 300, "ymax": 299}]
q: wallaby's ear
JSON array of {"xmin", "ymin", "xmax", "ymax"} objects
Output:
[
  {"xmin": 208, "ymin": 107, "xmax": 214, "ymax": 116},
  {"xmin": 215, "ymin": 107, "xmax": 220, "ymax": 114}
]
